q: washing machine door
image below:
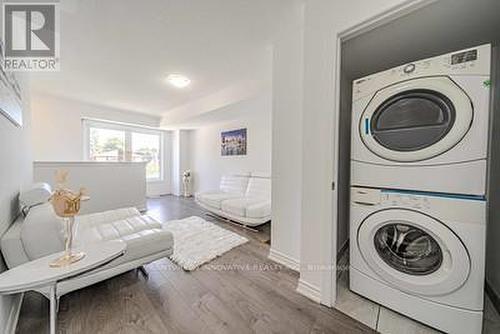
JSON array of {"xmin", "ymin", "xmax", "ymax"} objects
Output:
[
  {"xmin": 359, "ymin": 76, "xmax": 473, "ymax": 162},
  {"xmin": 357, "ymin": 208, "xmax": 470, "ymax": 296}
]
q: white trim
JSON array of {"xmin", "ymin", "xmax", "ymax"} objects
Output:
[
  {"xmin": 320, "ymin": 27, "xmax": 343, "ymax": 309},
  {"xmin": 338, "ymin": 0, "xmax": 439, "ymax": 40},
  {"xmin": 81, "ymin": 117, "xmax": 163, "ymax": 131},
  {"xmin": 82, "ymin": 118, "xmax": 89, "ymax": 160},
  {"xmin": 297, "ymin": 279, "xmax": 322, "ymax": 303},
  {"xmin": 268, "ymin": 248, "xmax": 300, "ymax": 271},
  {"xmin": 327, "ymin": 0, "xmax": 437, "ymax": 308},
  {"xmin": 34, "ymin": 161, "xmax": 147, "ymax": 166},
  {"xmin": 83, "ymin": 118, "xmax": 165, "ymax": 135},
  {"xmin": 5, "ymin": 293, "xmax": 23, "ymax": 334}
]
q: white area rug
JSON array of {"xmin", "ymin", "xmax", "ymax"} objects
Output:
[{"xmin": 162, "ymin": 216, "xmax": 248, "ymax": 271}]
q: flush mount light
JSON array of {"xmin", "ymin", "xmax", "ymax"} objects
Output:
[{"xmin": 166, "ymin": 74, "xmax": 191, "ymax": 88}]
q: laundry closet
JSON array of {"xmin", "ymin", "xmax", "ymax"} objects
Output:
[{"xmin": 335, "ymin": 0, "xmax": 500, "ymax": 333}]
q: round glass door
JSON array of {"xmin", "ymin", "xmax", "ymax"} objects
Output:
[
  {"xmin": 371, "ymin": 90, "xmax": 456, "ymax": 152},
  {"xmin": 357, "ymin": 209, "xmax": 470, "ymax": 296},
  {"xmin": 359, "ymin": 76, "xmax": 473, "ymax": 162},
  {"xmin": 374, "ymin": 223, "xmax": 443, "ymax": 276}
]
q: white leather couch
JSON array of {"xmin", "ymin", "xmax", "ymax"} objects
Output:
[
  {"xmin": 1, "ymin": 184, "xmax": 173, "ymax": 300},
  {"xmin": 195, "ymin": 175, "xmax": 271, "ymax": 227}
]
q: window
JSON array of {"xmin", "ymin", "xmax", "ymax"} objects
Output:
[
  {"xmin": 88, "ymin": 127, "xmax": 126, "ymax": 162},
  {"xmin": 84, "ymin": 120, "xmax": 163, "ymax": 181},
  {"xmin": 131, "ymin": 132, "xmax": 161, "ymax": 180}
]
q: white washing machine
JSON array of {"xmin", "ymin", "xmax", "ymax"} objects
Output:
[
  {"xmin": 351, "ymin": 44, "xmax": 491, "ymax": 196},
  {"xmin": 349, "ymin": 186, "xmax": 486, "ymax": 334}
]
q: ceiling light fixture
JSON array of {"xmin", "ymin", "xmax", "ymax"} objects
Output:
[{"xmin": 166, "ymin": 74, "xmax": 191, "ymax": 88}]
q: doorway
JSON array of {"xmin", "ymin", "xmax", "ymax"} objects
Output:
[{"xmin": 333, "ymin": 0, "xmax": 500, "ymax": 332}]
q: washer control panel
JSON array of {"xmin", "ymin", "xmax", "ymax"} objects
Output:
[
  {"xmin": 351, "ymin": 187, "xmax": 431, "ymax": 209},
  {"xmin": 380, "ymin": 191, "xmax": 431, "ymax": 210},
  {"xmin": 351, "ymin": 187, "xmax": 381, "ymax": 206}
]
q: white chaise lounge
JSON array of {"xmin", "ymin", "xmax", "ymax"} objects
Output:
[
  {"xmin": 1, "ymin": 184, "xmax": 174, "ymax": 300},
  {"xmin": 195, "ymin": 174, "xmax": 271, "ymax": 227}
]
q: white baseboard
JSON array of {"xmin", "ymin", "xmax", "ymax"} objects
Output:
[
  {"xmin": 296, "ymin": 279, "xmax": 321, "ymax": 303},
  {"xmin": 5, "ymin": 293, "xmax": 23, "ymax": 334},
  {"xmin": 268, "ymin": 248, "xmax": 300, "ymax": 271},
  {"xmin": 268, "ymin": 249, "xmax": 322, "ymax": 304}
]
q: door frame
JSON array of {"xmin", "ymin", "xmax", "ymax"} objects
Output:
[{"xmin": 325, "ymin": 0, "xmax": 439, "ymax": 306}]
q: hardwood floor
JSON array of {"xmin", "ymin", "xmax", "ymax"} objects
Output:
[{"xmin": 16, "ymin": 196, "xmax": 375, "ymax": 334}]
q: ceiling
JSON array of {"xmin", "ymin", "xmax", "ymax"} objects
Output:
[{"xmin": 30, "ymin": 0, "xmax": 297, "ymax": 117}]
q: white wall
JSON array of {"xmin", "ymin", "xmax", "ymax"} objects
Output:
[
  {"xmin": 267, "ymin": 0, "xmax": 409, "ymax": 303},
  {"xmin": 170, "ymin": 129, "xmax": 192, "ymax": 196},
  {"xmin": 34, "ymin": 161, "xmax": 147, "ymax": 214},
  {"xmin": 31, "ymin": 94, "xmax": 171, "ymax": 196},
  {"xmin": 31, "ymin": 94, "xmax": 161, "ymax": 161},
  {"xmin": 269, "ymin": 1, "xmax": 304, "ymax": 271},
  {"xmin": 0, "ymin": 73, "xmax": 32, "ymax": 332},
  {"xmin": 188, "ymin": 93, "xmax": 272, "ymax": 194},
  {"xmin": 296, "ymin": 0, "xmax": 409, "ymax": 302}
]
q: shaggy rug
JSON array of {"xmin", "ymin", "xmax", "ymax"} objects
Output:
[{"xmin": 162, "ymin": 216, "xmax": 248, "ymax": 271}]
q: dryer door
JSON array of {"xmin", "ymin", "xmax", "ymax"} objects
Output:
[
  {"xmin": 357, "ymin": 208, "xmax": 470, "ymax": 296},
  {"xmin": 360, "ymin": 76, "xmax": 473, "ymax": 162}
]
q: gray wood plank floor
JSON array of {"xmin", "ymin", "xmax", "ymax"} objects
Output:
[{"xmin": 16, "ymin": 196, "xmax": 375, "ymax": 334}]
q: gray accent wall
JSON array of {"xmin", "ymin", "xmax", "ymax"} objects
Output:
[
  {"xmin": 338, "ymin": 0, "xmax": 500, "ymax": 307},
  {"xmin": 0, "ymin": 75, "xmax": 32, "ymax": 331},
  {"xmin": 487, "ymin": 46, "xmax": 500, "ymax": 312},
  {"xmin": 0, "ymin": 2, "xmax": 33, "ymax": 330}
]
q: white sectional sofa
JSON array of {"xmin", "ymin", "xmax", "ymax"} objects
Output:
[
  {"xmin": 1, "ymin": 184, "xmax": 173, "ymax": 300},
  {"xmin": 195, "ymin": 174, "xmax": 271, "ymax": 227}
]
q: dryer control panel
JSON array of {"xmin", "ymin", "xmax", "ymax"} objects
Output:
[{"xmin": 352, "ymin": 44, "xmax": 491, "ymax": 101}]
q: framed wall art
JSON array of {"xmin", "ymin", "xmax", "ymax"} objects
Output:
[
  {"xmin": 0, "ymin": 41, "xmax": 23, "ymax": 127},
  {"xmin": 221, "ymin": 128, "xmax": 247, "ymax": 156}
]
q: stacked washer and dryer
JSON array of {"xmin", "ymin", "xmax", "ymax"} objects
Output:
[{"xmin": 349, "ymin": 44, "xmax": 492, "ymax": 334}]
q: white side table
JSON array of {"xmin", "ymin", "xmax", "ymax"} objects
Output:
[{"xmin": 0, "ymin": 240, "xmax": 126, "ymax": 334}]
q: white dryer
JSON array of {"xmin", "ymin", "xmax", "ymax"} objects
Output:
[
  {"xmin": 351, "ymin": 44, "xmax": 491, "ymax": 196},
  {"xmin": 350, "ymin": 186, "xmax": 486, "ymax": 334}
]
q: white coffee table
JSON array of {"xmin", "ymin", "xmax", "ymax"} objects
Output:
[{"xmin": 0, "ymin": 240, "xmax": 126, "ymax": 334}]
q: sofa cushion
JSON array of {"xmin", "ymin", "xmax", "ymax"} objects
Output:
[
  {"xmin": 19, "ymin": 183, "xmax": 52, "ymax": 215},
  {"xmin": 75, "ymin": 207, "xmax": 141, "ymax": 228},
  {"xmin": 76, "ymin": 214, "xmax": 162, "ymax": 244},
  {"xmin": 196, "ymin": 192, "xmax": 242, "ymax": 209},
  {"xmin": 2, "ymin": 218, "xmax": 32, "ymax": 268},
  {"xmin": 245, "ymin": 177, "xmax": 271, "ymax": 200},
  {"xmin": 219, "ymin": 175, "xmax": 249, "ymax": 194},
  {"xmin": 108, "ymin": 228, "xmax": 173, "ymax": 265},
  {"xmin": 221, "ymin": 197, "xmax": 270, "ymax": 218},
  {"xmin": 76, "ymin": 214, "xmax": 173, "ymax": 263},
  {"xmin": 21, "ymin": 203, "xmax": 65, "ymax": 260},
  {"xmin": 220, "ymin": 198, "xmax": 247, "ymax": 217},
  {"xmin": 246, "ymin": 201, "xmax": 271, "ymax": 218}
]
